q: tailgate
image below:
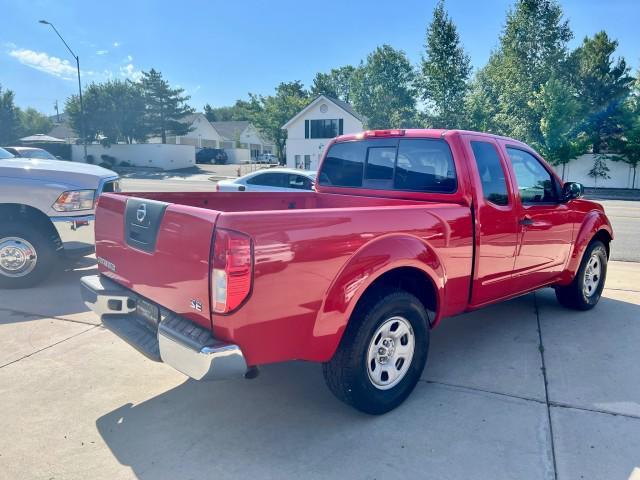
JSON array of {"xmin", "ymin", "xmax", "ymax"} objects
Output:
[{"xmin": 94, "ymin": 193, "xmax": 220, "ymax": 330}]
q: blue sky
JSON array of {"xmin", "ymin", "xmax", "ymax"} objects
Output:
[{"xmin": 1, "ymin": 0, "xmax": 638, "ymax": 115}]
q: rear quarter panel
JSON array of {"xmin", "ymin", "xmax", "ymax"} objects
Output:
[{"xmin": 214, "ymin": 203, "xmax": 472, "ymax": 365}]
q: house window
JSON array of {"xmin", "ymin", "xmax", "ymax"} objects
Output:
[
  {"xmin": 305, "ymin": 119, "xmax": 344, "ymax": 139},
  {"xmin": 304, "ymin": 155, "xmax": 311, "ymax": 170}
]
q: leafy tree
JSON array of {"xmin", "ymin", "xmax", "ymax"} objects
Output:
[
  {"xmin": 141, "ymin": 69, "xmax": 194, "ymax": 143},
  {"xmin": 468, "ymin": 0, "xmax": 572, "ymax": 143},
  {"xmin": 569, "ymin": 31, "xmax": 634, "ymax": 153},
  {"xmin": 66, "ymin": 80, "xmax": 148, "ymax": 144},
  {"xmin": 18, "ymin": 108, "xmax": 53, "ymax": 137},
  {"xmin": 529, "ymin": 75, "xmax": 584, "ymax": 179},
  {"xmin": 310, "ymin": 66, "xmax": 357, "ymax": 102},
  {"xmin": 610, "ymin": 72, "xmax": 640, "ymax": 188},
  {"xmin": 0, "ymin": 84, "xmax": 21, "ymax": 144},
  {"xmin": 203, "ymin": 100, "xmax": 254, "ymax": 122},
  {"xmin": 350, "ymin": 45, "xmax": 418, "ymax": 129},
  {"xmin": 249, "ymin": 81, "xmax": 310, "ymax": 163},
  {"xmin": 588, "ymin": 155, "xmax": 611, "ymax": 187},
  {"xmin": 419, "ymin": 0, "xmax": 471, "ymax": 128}
]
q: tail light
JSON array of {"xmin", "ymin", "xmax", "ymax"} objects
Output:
[
  {"xmin": 363, "ymin": 129, "xmax": 406, "ymax": 137},
  {"xmin": 211, "ymin": 229, "xmax": 252, "ymax": 314}
]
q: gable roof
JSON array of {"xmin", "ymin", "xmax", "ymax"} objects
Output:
[
  {"xmin": 281, "ymin": 95, "xmax": 365, "ymax": 129},
  {"xmin": 211, "ymin": 121, "xmax": 250, "ymax": 140}
]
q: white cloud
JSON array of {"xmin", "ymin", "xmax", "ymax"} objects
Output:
[
  {"xmin": 126, "ymin": 54, "xmax": 133, "ymax": 62},
  {"xmin": 113, "ymin": 41, "xmax": 120, "ymax": 47},
  {"xmin": 96, "ymin": 49, "xmax": 108, "ymax": 55},
  {"xmin": 120, "ymin": 63, "xmax": 142, "ymax": 81},
  {"xmin": 9, "ymin": 48, "xmax": 76, "ymax": 79}
]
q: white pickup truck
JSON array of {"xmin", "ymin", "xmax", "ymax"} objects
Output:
[{"xmin": 0, "ymin": 147, "xmax": 119, "ymax": 288}]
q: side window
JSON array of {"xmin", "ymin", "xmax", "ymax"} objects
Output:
[
  {"xmin": 470, "ymin": 141, "xmax": 509, "ymax": 206},
  {"xmin": 318, "ymin": 141, "xmax": 365, "ymax": 187},
  {"xmin": 288, "ymin": 174, "xmax": 313, "ymax": 190},
  {"xmin": 395, "ymin": 139, "xmax": 457, "ymax": 193},
  {"xmin": 506, "ymin": 147, "xmax": 558, "ymax": 204},
  {"xmin": 247, "ymin": 172, "xmax": 286, "ymax": 187}
]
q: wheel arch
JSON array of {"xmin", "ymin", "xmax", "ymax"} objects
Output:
[{"xmin": 0, "ymin": 203, "xmax": 62, "ymax": 251}]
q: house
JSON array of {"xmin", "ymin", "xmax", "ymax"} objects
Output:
[
  {"xmin": 211, "ymin": 121, "xmax": 274, "ymax": 160},
  {"xmin": 282, "ymin": 95, "xmax": 365, "ymax": 170},
  {"xmin": 48, "ymin": 112, "xmax": 77, "ymax": 144},
  {"xmin": 152, "ymin": 113, "xmax": 221, "ymax": 148}
]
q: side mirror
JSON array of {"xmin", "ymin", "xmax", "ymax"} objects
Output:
[{"xmin": 561, "ymin": 182, "xmax": 584, "ymax": 202}]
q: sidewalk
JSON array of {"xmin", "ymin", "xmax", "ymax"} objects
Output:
[{"xmin": 1, "ymin": 261, "xmax": 638, "ymax": 479}]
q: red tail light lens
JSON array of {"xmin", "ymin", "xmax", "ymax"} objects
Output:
[
  {"xmin": 363, "ymin": 129, "xmax": 406, "ymax": 137},
  {"xmin": 212, "ymin": 229, "xmax": 252, "ymax": 314}
]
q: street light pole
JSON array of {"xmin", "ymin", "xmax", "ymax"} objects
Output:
[{"xmin": 39, "ymin": 20, "xmax": 87, "ymax": 162}]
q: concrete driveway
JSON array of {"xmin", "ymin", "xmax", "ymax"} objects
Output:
[{"xmin": 1, "ymin": 261, "xmax": 639, "ymax": 480}]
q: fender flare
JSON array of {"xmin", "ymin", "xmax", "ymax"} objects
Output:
[
  {"xmin": 558, "ymin": 209, "xmax": 613, "ymax": 285},
  {"xmin": 308, "ymin": 233, "xmax": 445, "ymax": 361}
]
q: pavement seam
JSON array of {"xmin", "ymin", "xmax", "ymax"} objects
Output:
[
  {"xmin": 603, "ymin": 287, "xmax": 640, "ymax": 293},
  {"xmin": 0, "ymin": 324, "xmax": 99, "ymax": 369},
  {"xmin": 548, "ymin": 401, "xmax": 640, "ymax": 422},
  {"xmin": 534, "ymin": 291, "xmax": 558, "ymax": 480},
  {"xmin": 0, "ymin": 307, "xmax": 99, "ymax": 327}
]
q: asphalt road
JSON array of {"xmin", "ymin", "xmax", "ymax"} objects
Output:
[{"xmin": 120, "ymin": 173, "xmax": 639, "ymax": 263}]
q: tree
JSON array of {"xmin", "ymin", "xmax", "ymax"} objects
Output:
[
  {"xmin": 66, "ymin": 80, "xmax": 148, "ymax": 144},
  {"xmin": 18, "ymin": 108, "xmax": 53, "ymax": 137},
  {"xmin": 569, "ymin": 31, "xmax": 634, "ymax": 153},
  {"xmin": 350, "ymin": 45, "xmax": 418, "ymax": 129},
  {"xmin": 610, "ymin": 72, "xmax": 640, "ymax": 188},
  {"xmin": 310, "ymin": 66, "xmax": 357, "ymax": 102},
  {"xmin": 203, "ymin": 100, "xmax": 254, "ymax": 122},
  {"xmin": 141, "ymin": 69, "xmax": 194, "ymax": 143},
  {"xmin": 419, "ymin": 0, "xmax": 471, "ymax": 128},
  {"xmin": 0, "ymin": 84, "xmax": 21, "ymax": 144},
  {"xmin": 468, "ymin": 0, "xmax": 573, "ymax": 144},
  {"xmin": 249, "ymin": 81, "xmax": 310, "ymax": 163},
  {"xmin": 529, "ymin": 75, "xmax": 585, "ymax": 179},
  {"xmin": 588, "ymin": 155, "xmax": 611, "ymax": 187}
]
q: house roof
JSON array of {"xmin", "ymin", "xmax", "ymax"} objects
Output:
[
  {"xmin": 20, "ymin": 133, "xmax": 66, "ymax": 143},
  {"xmin": 281, "ymin": 95, "xmax": 365, "ymax": 129},
  {"xmin": 48, "ymin": 123, "xmax": 76, "ymax": 140},
  {"xmin": 211, "ymin": 121, "xmax": 251, "ymax": 140}
]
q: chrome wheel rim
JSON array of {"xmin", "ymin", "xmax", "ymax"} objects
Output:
[
  {"xmin": 583, "ymin": 252, "xmax": 602, "ymax": 298},
  {"xmin": 366, "ymin": 316, "xmax": 415, "ymax": 390},
  {"xmin": 0, "ymin": 237, "xmax": 38, "ymax": 278}
]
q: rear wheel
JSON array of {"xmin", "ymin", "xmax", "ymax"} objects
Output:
[
  {"xmin": 0, "ymin": 223, "xmax": 56, "ymax": 288},
  {"xmin": 555, "ymin": 240, "xmax": 608, "ymax": 310},
  {"xmin": 323, "ymin": 290, "xmax": 430, "ymax": 415}
]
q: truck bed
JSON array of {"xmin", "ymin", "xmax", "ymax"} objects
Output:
[{"xmin": 95, "ymin": 190, "xmax": 473, "ymax": 365}]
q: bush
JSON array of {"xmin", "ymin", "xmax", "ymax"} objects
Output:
[
  {"xmin": 119, "ymin": 160, "xmax": 131, "ymax": 167},
  {"xmin": 86, "ymin": 155, "xmax": 95, "ymax": 164},
  {"xmin": 100, "ymin": 154, "xmax": 116, "ymax": 168}
]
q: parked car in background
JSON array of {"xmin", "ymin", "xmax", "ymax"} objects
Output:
[
  {"xmin": 216, "ymin": 168, "xmax": 316, "ymax": 192},
  {"xmin": 2, "ymin": 146, "xmax": 62, "ymax": 160},
  {"xmin": 0, "ymin": 147, "xmax": 119, "ymax": 288},
  {"xmin": 257, "ymin": 153, "xmax": 277, "ymax": 164},
  {"xmin": 81, "ymin": 129, "xmax": 613, "ymax": 414},
  {"xmin": 196, "ymin": 148, "xmax": 228, "ymax": 165}
]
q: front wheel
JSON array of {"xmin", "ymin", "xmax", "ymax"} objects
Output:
[
  {"xmin": 555, "ymin": 240, "xmax": 608, "ymax": 310},
  {"xmin": 0, "ymin": 223, "xmax": 56, "ymax": 288},
  {"xmin": 323, "ymin": 290, "xmax": 430, "ymax": 415}
]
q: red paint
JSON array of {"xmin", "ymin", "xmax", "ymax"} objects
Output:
[{"xmin": 94, "ymin": 129, "xmax": 613, "ymax": 367}]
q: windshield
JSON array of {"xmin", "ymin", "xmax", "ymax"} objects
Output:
[
  {"xmin": 0, "ymin": 147, "xmax": 15, "ymax": 159},
  {"xmin": 23, "ymin": 149, "xmax": 57, "ymax": 160}
]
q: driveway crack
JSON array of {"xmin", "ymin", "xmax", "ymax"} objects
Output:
[{"xmin": 0, "ymin": 307, "xmax": 98, "ymax": 326}]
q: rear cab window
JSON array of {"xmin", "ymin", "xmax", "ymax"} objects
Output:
[{"xmin": 319, "ymin": 138, "xmax": 457, "ymax": 193}]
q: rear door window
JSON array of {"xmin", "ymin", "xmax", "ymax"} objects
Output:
[
  {"xmin": 246, "ymin": 172, "xmax": 287, "ymax": 188},
  {"xmin": 394, "ymin": 139, "xmax": 456, "ymax": 193},
  {"xmin": 470, "ymin": 141, "xmax": 509, "ymax": 206}
]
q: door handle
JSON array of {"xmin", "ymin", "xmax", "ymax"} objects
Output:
[{"xmin": 519, "ymin": 217, "xmax": 534, "ymax": 226}]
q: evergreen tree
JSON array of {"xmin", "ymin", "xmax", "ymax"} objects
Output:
[
  {"xmin": 569, "ymin": 31, "xmax": 634, "ymax": 153},
  {"xmin": 419, "ymin": 0, "xmax": 471, "ymax": 128},
  {"xmin": 350, "ymin": 45, "xmax": 418, "ymax": 129},
  {"xmin": 141, "ymin": 69, "xmax": 194, "ymax": 143},
  {"xmin": 18, "ymin": 108, "xmax": 53, "ymax": 137},
  {"xmin": 0, "ymin": 84, "xmax": 21, "ymax": 144},
  {"xmin": 468, "ymin": 0, "xmax": 572, "ymax": 143}
]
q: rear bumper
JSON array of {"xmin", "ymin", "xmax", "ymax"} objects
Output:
[{"xmin": 80, "ymin": 274, "xmax": 247, "ymax": 380}]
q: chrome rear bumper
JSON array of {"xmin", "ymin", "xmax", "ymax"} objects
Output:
[{"xmin": 80, "ymin": 274, "xmax": 246, "ymax": 380}]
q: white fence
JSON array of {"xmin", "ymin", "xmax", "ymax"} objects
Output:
[
  {"xmin": 552, "ymin": 154, "xmax": 636, "ymax": 189},
  {"xmin": 71, "ymin": 144, "xmax": 195, "ymax": 170}
]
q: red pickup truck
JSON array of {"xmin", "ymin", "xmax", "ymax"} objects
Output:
[{"xmin": 82, "ymin": 129, "xmax": 613, "ymax": 414}]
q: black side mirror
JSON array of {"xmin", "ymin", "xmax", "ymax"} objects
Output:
[{"xmin": 561, "ymin": 182, "xmax": 584, "ymax": 202}]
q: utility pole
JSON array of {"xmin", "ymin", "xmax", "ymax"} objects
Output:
[{"xmin": 39, "ymin": 20, "xmax": 87, "ymax": 162}]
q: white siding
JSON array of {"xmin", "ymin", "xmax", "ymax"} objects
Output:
[
  {"xmin": 551, "ymin": 154, "xmax": 636, "ymax": 188},
  {"xmin": 284, "ymin": 98, "xmax": 363, "ymax": 170}
]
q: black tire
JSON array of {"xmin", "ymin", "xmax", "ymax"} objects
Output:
[
  {"xmin": 323, "ymin": 290, "xmax": 430, "ymax": 415},
  {"xmin": 555, "ymin": 240, "xmax": 608, "ymax": 310},
  {"xmin": 0, "ymin": 223, "xmax": 56, "ymax": 288}
]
